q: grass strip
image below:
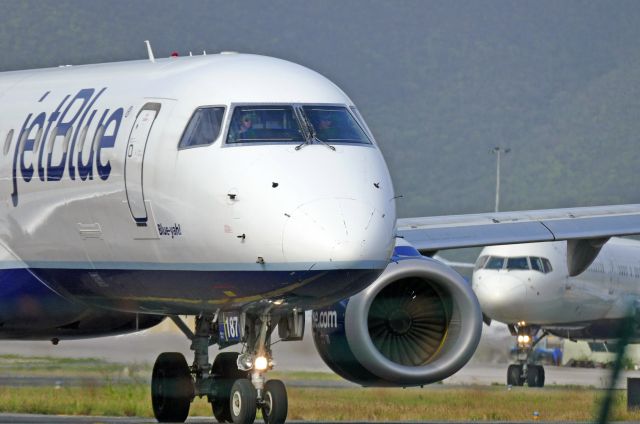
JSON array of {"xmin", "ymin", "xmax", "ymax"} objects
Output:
[{"xmin": 1, "ymin": 384, "xmax": 640, "ymax": 421}]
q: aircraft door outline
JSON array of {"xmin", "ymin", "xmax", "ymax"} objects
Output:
[{"xmin": 124, "ymin": 102, "xmax": 161, "ymax": 225}]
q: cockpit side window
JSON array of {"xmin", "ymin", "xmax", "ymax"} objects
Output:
[
  {"xmin": 542, "ymin": 258, "xmax": 553, "ymax": 273},
  {"xmin": 179, "ymin": 107, "xmax": 225, "ymax": 149},
  {"xmin": 302, "ymin": 106, "xmax": 371, "ymax": 144},
  {"xmin": 349, "ymin": 106, "xmax": 376, "ymax": 142},
  {"xmin": 506, "ymin": 257, "xmax": 530, "ymax": 270},
  {"xmin": 484, "ymin": 256, "xmax": 505, "ymax": 270},
  {"xmin": 227, "ymin": 105, "xmax": 304, "ymax": 144},
  {"xmin": 474, "ymin": 255, "xmax": 489, "ymax": 271},
  {"xmin": 530, "ymin": 257, "xmax": 544, "ymax": 272}
]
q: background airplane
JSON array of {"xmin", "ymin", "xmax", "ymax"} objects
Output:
[{"xmin": 473, "ymin": 237, "xmax": 640, "ymax": 387}]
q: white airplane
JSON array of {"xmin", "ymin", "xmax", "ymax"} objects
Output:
[
  {"xmin": 2, "ymin": 47, "xmax": 640, "ymax": 423},
  {"xmin": 473, "ymin": 237, "xmax": 640, "ymax": 387}
]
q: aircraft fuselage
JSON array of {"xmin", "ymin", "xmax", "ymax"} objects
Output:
[{"xmin": 0, "ymin": 54, "xmax": 397, "ymax": 317}]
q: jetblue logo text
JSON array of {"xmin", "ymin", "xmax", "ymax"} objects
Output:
[
  {"xmin": 312, "ymin": 310, "xmax": 338, "ymax": 329},
  {"xmin": 11, "ymin": 88, "xmax": 124, "ymax": 206}
]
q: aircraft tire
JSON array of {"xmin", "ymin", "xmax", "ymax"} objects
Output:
[
  {"xmin": 527, "ymin": 365, "xmax": 544, "ymax": 387},
  {"xmin": 538, "ymin": 365, "xmax": 545, "ymax": 387},
  {"xmin": 213, "ymin": 394, "xmax": 233, "ymax": 423},
  {"xmin": 262, "ymin": 379, "xmax": 288, "ymax": 424},
  {"xmin": 151, "ymin": 352, "xmax": 194, "ymax": 423},
  {"xmin": 210, "ymin": 352, "xmax": 247, "ymax": 423},
  {"xmin": 507, "ymin": 364, "xmax": 523, "ymax": 386},
  {"xmin": 230, "ymin": 378, "xmax": 257, "ymax": 424}
]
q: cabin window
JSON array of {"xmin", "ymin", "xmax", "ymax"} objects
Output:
[
  {"xmin": 484, "ymin": 256, "xmax": 505, "ymax": 270},
  {"xmin": 227, "ymin": 105, "xmax": 304, "ymax": 144},
  {"xmin": 77, "ymin": 125, "xmax": 90, "ymax": 153},
  {"xmin": 302, "ymin": 106, "xmax": 371, "ymax": 144},
  {"xmin": 506, "ymin": 257, "xmax": 529, "ymax": 270},
  {"xmin": 179, "ymin": 107, "xmax": 225, "ymax": 149},
  {"xmin": 3, "ymin": 129, "xmax": 13, "ymax": 155},
  {"xmin": 32, "ymin": 127, "xmax": 44, "ymax": 153}
]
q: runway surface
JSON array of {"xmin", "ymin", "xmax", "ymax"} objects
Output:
[
  {"xmin": 2, "ymin": 364, "xmax": 638, "ymax": 389},
  {"xmin": 1, "ymin": 415, "xmax": 633, "ymax": 424},
  {"xmin": 1, "ymin": 367, "xmax": 636, "ymax": 424}
]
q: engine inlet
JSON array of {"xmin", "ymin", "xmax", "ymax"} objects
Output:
[{"xmin": 368, "ymin": 277, "xmax": 449, "ymax": 366}]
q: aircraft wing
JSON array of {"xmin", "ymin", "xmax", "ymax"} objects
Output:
[{"xmin": 398, "ymin": 204, "xmax": 640, "ymax": 253}]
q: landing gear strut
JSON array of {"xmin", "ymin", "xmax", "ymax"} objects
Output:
[
  {"xmin": 506, "ymin": 323, "xmax": 546, "ymax": 387},
  {"xmin": 151, "ymin": 310, "xmax": 289, "ymax": 424}
]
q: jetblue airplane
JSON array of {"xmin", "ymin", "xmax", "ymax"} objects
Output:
[
  {"xmin": 1, "ymin": 50, "xmax": 640, "ymax": 423},
  {"xmin": 473, "ymin": 237, "xmax": 640, "ymax": 387}
]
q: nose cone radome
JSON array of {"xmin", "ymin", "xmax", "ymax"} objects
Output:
[
  {"xmin": 282, "ymin": 198, "xmax": 394, "ymax": 269},
  {"xmin": 473, "ymin": 272, "xmax": 528, "ymax": 322}
]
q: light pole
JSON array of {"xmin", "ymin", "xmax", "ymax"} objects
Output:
[{"xmin": 492, "ymin": 146, "xmax": 510, "ymax": 212}]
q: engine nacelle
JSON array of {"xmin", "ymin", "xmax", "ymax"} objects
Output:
[{"xmin": 312, "ymin": 256, "xmax": 482, "ymax": 386}]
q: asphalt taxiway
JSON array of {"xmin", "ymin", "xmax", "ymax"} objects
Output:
[
  {"xmin": 1, "ymin": 416, "xmax": 634, "ymax": 424},
  {"xmin": 2, "ymin": 363, "xmax": 638, "ymax": 389}
]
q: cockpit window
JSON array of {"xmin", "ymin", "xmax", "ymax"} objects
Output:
[
  {"xmin": 484, "ymin": 256, "xmax": 505, "ymax": 270},
  {"xmin": 474, "ymin": 255, "xmax": 489, "ymax": 271},
  {"xmin": 530, "ymin": 257, "xmax": 544, "ymax": 272},
  {"xmin": 480, "ymin": 255, "xmax": 553, "ymax": 273},
  {"xmin": 542, "ymin": 258, "xmax": 553, "ymax": 273},
  {"xmin": 506, "ymin": 257, "xmax": 529, "ymax": 270},
  {"xmin": 302, "ymin": 106, "xmax": 371, "ymax": 144},
  {"xmin": 179, "ymin": 107, "xmax": 225, "ymax": 148},
  {"xmin": 227, "ymin": 106, "xmax": 304, "ymax": 144},
  {"xmin": 349, "ymin": 106, "xmax": 376, "ymax": 142}
]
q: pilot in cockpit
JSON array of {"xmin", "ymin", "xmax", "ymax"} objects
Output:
[
  {"xmin": 315, "ymin": 113, "xmax": 338, "ymax": 141},
  {"xmin": 237, "ymin": 114, "xmax": 255, "ymax": 140}
]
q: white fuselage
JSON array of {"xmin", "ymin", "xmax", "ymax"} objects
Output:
[
  {"xmin": 472, "ymin": 238, "xmax": 640, "ymax": 326},
  {"xmin": 0, "ymin": 54, "xmax": 397, "ymax": 315}
]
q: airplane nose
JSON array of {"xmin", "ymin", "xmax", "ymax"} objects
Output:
[
  {"xmin": 282, "ymin": 198, "xmax": 393, "ymax": 268},
  {"xmin": 473, "ymin": 273, "xmax": 527, "ymax": 321}
]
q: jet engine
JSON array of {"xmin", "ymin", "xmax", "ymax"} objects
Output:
[{"xmin": 312, "ymin": 256, "xmax": 482, "ymax": 386}]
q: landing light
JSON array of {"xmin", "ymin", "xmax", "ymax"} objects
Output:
[
  {"xmin": 254, "ymin": 356, "xmax": 269, "ymax": 371},
  {"xmin": 517, "ymin": 334, "xmax": 531, "ymax": 345},
  {"xmin": 238, "ymin": 353, "xmax": 254, "ymax": 371}
]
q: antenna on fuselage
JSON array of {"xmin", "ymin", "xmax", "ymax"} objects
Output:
[{"xmin": 144, "ymin": 40, "xmax": 156, "ymax": 63}]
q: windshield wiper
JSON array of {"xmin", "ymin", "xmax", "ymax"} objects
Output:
[
  {"xmin": 294, "ymin": 108, "xmax": 335, "ymax": 151},
  {"xmin": 311, "ymin": 135, "xmax": 336, "ymax": 151},
  {"xmin": 294, "ymin": 107, "xmax": 312, "ymax": 150}
]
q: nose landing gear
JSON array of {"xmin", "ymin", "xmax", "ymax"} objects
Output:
[
  {"xmin": 506, "ymin": 323, "xmax": 547, "ymax": 387},
  {"xmin": 151, "ymin": 311, "xmax": 289, "ymax": 424}
]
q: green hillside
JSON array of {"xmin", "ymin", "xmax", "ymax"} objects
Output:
[{"xmin": 1, "ymin": 0, "xmax": 638, "ymax": 217}]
